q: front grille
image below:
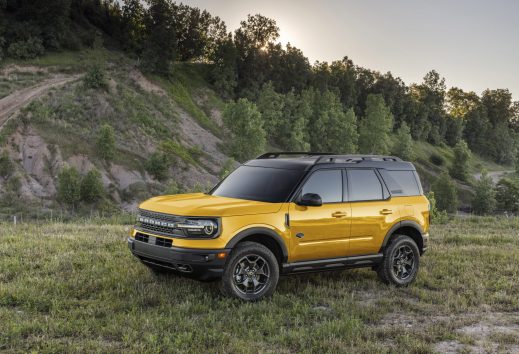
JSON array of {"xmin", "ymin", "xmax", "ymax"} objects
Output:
[
  {"xmin": 135, "ymin": 232, "xmax": 172, "ymax": 248},
  {"xmin": 137, "ymin": 209, "xmax": 187, "ymax": 237}
]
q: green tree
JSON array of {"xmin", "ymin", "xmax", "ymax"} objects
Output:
[
  {"xmin": 432, "ymin": 172, "xmax": 458, "ymax": 213},
  {"xmin": 279, "ymin": 90, "xmax": 311, "ymax": 151},
  {"xmin": 57, "ymin": 165, "xmax": 81, "ymax": 206},
  {"xmin": 96, "ymin": 124, "xmax": 116, "ymax": 161},
  {"xmin": 80, "ymin": 169, "xmax": 105, "ymax": 203},
  {"xmin": 392, "ymin": 122, "xmax": 414, "ymax": 160},
  {"xmin": 256, "ymin": 81, "xmax": 284, "ymax": 142},
  {"xmin": 359, "ymin": 94, "xmax": 393, "ymax": 154},
  {"xmin": 495, "ymin": 177, "xmax": 519, "ymax": 213},
  {"xmin": 472, "ymin": 170, "xmax": 496, "ymax": 215},
  {"xmin": 449, "ymin": 140, "xmax": 471, "ymax": 182},
  {"xmin": 222, "ymin": 98, "xmax": 266, "ymax": 162},
  {"xmin": 426, "ymin": 191, "xmax": 449, "ymax": 224},
  {"xmin": 0, "ymin": 150, "xmax": 14, "ymax": 178},
  {"xmin": 142, "ymin": 0, "xmax": 176, "ymax": 74}
]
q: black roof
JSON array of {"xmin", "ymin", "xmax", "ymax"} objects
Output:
[{"xmin": 245, "ymin": 152, "xmax": 416, "ymax": 171}]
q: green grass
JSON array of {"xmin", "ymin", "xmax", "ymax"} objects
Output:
[{"xmin": 1, "ymin": 217, "xmax": 518, "ymax": 352}]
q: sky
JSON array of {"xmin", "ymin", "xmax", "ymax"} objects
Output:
[{"xmin": 180, "ymin": 0, "xmax": 519, "ymax": 99}]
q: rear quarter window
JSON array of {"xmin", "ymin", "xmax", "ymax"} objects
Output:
[{"xmin": 379, "ymin": 170, "xmax": 421, "ymax": 196}]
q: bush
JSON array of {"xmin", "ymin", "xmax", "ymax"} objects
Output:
[
  {"xmin": 145, "ymin": 152, "xmax": 170, "ymax": 181},
  {"xmin": 83, "ymin": 64, "xmax": 107, "ymax": 89},
  {"xmin": 426, "ymin": 191, "xmax": 449, "ymax": 224},
  {"xmin": 449, "ymin": 140, "xmax": 471, "ymax": 182},
  {"xmin": 472, "ymin": 170, "xmax": 496, "ymax": 215},
  {"xmin": 0, "ymin": 151, "xmax": 14, "ymax": 178},
  {"xmin": 495, "ymin": 177, "xmax": 519, "ymax": 213},
  {"xmin": 7, "ymin": 37, "xmax": 44, "ymax": 59},
  {"xmin": 57, "ymin": 166, "xmax": 81, "ymax": 206},
  {"xmin": 430, "ymin": 153, "xmax": 445, "ymax": 166},
  {"xmin": 432, "ymin": 172, "xmax": 458, "ymax": 213},
  {"xmin": 392, "ymin": 122, "xmax": 414, "ymax": 160},
  {"xmin": 80, "ymin": 169, "xmax": 105, "ymax": 203},
  {"xmin": 96, "ymin": 124, "xmax": 116, "ymax": 161}
]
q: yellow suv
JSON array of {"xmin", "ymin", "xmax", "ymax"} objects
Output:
[{"xmin": 128, "ymin": 153, "xmax": 430, "ymax": 301}]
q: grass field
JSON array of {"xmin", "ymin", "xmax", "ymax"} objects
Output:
[{"xmin": 1, "ymin": 217, "xmax": 519, "ymax": 353}]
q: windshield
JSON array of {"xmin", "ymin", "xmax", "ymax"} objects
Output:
[{"xmin": 210, "ymin": 166, "xmax": 304, "ymax": 203}]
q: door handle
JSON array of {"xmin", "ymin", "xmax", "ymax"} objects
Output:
[
  {"xmin": 380, "ymin": 209, "xmax": 393, "ymax": 215},
  {"xmin": 332, "ymin": 211, "xmax": 347, "ymax": 218}
]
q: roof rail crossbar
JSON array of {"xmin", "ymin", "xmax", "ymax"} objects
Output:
[
  {"xmin": 256, "ymin": 152, "xmax": 336, "ymax": 159},
  {"xmin": 315, "ymin": 155, "xmax": 402, "ymax": 164}
]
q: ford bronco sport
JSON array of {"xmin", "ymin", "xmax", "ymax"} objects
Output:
[{"xmin": 128, "ymin": 153, "xmax": 429, "ymax": 301}]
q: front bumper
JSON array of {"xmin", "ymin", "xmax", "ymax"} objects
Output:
[{"xmin": 128, "ymin": 237, "xmax": 230, "ymax": 280}]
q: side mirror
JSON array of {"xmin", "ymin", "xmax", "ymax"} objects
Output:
[{"xmin": 297, "ymin": 193, "xmax": 322, "ymax": 207}]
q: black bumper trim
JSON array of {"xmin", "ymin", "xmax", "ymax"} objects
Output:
[{"xmin": 128, "ymin": 237, "xmax": 229, "ymax": 279}]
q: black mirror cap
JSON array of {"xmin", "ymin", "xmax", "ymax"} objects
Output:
[{"xmin": 298, "ymin": 193, "xmax": 322, "ymax": 207}]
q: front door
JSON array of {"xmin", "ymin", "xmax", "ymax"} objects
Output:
[{"xmin": 289, "ymin": 169, "xmax": 351, "ymax": 262}]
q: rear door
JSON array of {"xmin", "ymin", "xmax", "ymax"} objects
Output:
[
  {"xmin": 346, "ymin": 168, "xmax": 400, "ymax": 256},
  {"xmin": 288, "ymin": 169, "xmax": 351, "ymax": 262}
]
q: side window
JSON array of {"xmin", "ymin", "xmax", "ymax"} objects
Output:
[
  {"xmin": 379, "ymin": 170, "xmax": 421, "ymax": 196},
  {"xmin": 301, "ymin": 169, "xmax": 343, "ymax": 203},
  {"xmin": 348, "ymin": 169, "xmax": 383, "ymax": 201}
]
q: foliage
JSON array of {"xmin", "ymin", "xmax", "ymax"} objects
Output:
[
  {"xmin": 83, "ymin": 64, "xmax": 107, "ymax": 89},
  {"xmin": 495, "ymin": 177, "xmax": 519, "ymax": 213},
  {"xmin": 145, "ymin": 151, "xmax": 170, "ymax": 181},
  {"xmin": 449, "ymin": 140, "xmax": 471, "ymax": 182},
  {"xmin": 426, "ymin": 191, "xmax": 449, "ymax": 224},
  {"xmin": 218, "ymin": 158, "xmax": 236, "ymax": 179},
  {"xmin": 0, "ymin": 150, "xmax": 14, "ymax": 178},
  {"xmin": 358, "ymin": 94, "xmax": 393, "ymax": 154},
  {"xmin": 392, "ymin": 122, "xmax": 414, "ymax": 160},
  {"xmin": 432, "ymin": 172, "xmax": 458, "ymax": 213},
  {"xmin": 96, "ymin": 124, "xmax": 116, "ymax": 161},
  {"xmin": 429, "ymin": 153, "xmax": 445, "ymax": 166},
  {"xmin": 80, "ymin": 169, "xmax": 105, "ymax": 203},
  {"xmin": 6, "ymin": 37, "xmax": 45, "ymax": 59},
  {"xmin": 472, "ymin": 171, "xmax": 496, "ymax": 215},
  {"xmin": 222, "ymin": 98, "xmax": 266, "ymax": 162},
  {"xmin": 57, "ymin": 165, "xmax": 81, "ymax": 206}
]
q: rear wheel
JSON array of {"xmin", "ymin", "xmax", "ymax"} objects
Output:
[
  {"xmin": 377, "ymin": 235, "xmax": 420, "ymax": 286},
  {"xmin": 220, "ymin": 242, "xmax": 279, "ymax": 301}
]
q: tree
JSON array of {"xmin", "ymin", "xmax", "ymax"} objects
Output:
[
  {"xmin": 279, "ymin": 90, "xmax": 311, "ymax": 151},
  {"xmin": 432, "ymin": 172, "xmax": 458, "ymax": 213},
  {"xmin": 450, "ymin": 140, "xmax": 471, "ymax": 182},
  {"xmin": 495, "ymin": 177, "xmax": 519, "ymax": 213},
  {"xmin": 57, "ymin": 165, "xmax": 81, "ymax": 206},
  {"xmin": 80, "ymin": 169, "xmax": 105, "ymax": 203},
  {"xmin": 472, "ymin": 170, "xmax": 496, "ymax": 215},
  {"xmin": 145, "ymin": 151, "xmax": 170, "ymax": 181},
  {"xmin": 358, "ymin": 94, "xmax": 393, "ymax": 154},
  {"xmin": 142, "ymin": 0, "xmax": 176, "ymax": 74},
  {"xmin": 0, "ymin": 150, "xmax": 14, "ymax": 178},
  {"xmin": 392, "ymin": 122, "xmax": 414, "ymax": 160},
  {"xmin": 256, "ymin": 82, "xmax": 284, "ymax": 142},
  {"xmin": 96, "ymin": 124, "xmax": 116, "ymax": 161},
  {"xmin": 222, "ymin": 98, "xmax": 266, "ymax": 162}
]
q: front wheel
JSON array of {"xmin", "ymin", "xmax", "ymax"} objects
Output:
[
  {"xmin": 377, "ymin": 235, "xmax": 420, "ymax": 286},
  {"xmin": 220, "ymin": 242, "xmax": 279, "ymax": 301}
]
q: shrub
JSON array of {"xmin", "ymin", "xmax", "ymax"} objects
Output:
[
  {"xmin": 83, "ymin": 64, "xmax": 107, "ymax": 89},
  {"xmin": 430, "ymin": 153, "xmax": 445, "ymax": 166},
  {"xmin": 392, "ymin": 122, "xmax": 414, "ymax": 160},
  {"xmin": 432, "ymin": 172, "xmax": 458, "ymax": 213},
  {"xmin": 495, "ymin": 177, "xmax": 519, "ymax": 213},
  {"xmin": 426, "ymin": 191, "xmax": 449, "ymax": 224},
  {"xmin": 7, "ymin": 37, "xmax": 44, "ymax": 59},
  {"xmin": 0, "ymin": 151, "xmax": 14, "ymax": 178},
  {"xmin": 472, "ymin": 170, "xmax": 496, "ymax": 215},
  {"xmin": 145, "ymin": 152, "xmax": 170, "ymax": 181},
  {"xmin": 80, "ymin": 169, "xmax": 105, "ymax": 203},
  {"xmin": 57, "ymin": 166, "xmax": 81, "ymax": 206},
  {"xmin": 96, "ymin": 124, "xmax": 116, "ymax": 161}
]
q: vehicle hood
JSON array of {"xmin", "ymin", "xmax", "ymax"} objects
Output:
[{"xmin": 139, "ymin": 193, "xmax": 284, "ymax": 217}]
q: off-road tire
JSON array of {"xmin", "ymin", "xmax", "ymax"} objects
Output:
[
  {"xmin": 377, "ymin": 234, "xmax": 420, "ymax": 286},
  {"xmin": 220, "ymin": 241, "xmax": 279, "ymax": 301}
]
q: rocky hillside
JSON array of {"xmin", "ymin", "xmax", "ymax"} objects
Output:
[{"xmin": 0, "ymin": 49, "xmax": 232, "ymax": 215}]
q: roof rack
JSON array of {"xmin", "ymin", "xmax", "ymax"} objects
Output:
[
  {"xmin": 256, "ymin": 152, "xmax": 336, "ymax": 159},
  {"xmin": 315, "ymin": 154, "xmax": 402, "ymax": 164}
]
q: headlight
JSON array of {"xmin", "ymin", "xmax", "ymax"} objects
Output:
[{"xmin": 177, "ymin": 219, "xmax": 219, "ymax": 237}]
